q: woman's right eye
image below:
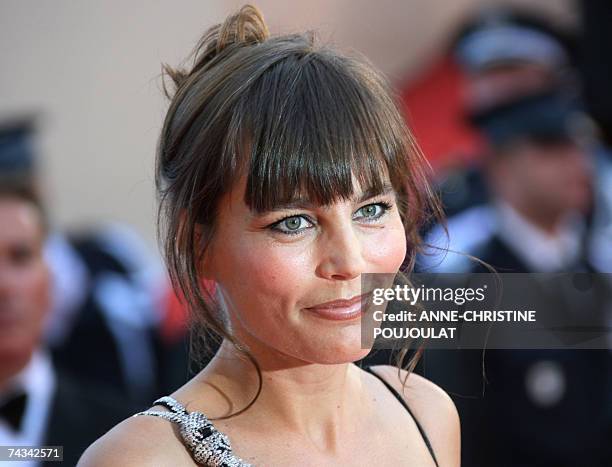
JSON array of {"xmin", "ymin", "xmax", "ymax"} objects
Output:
[{"xmin": 270, "ymin": 215, "xmax": 314, "ymax": 235}]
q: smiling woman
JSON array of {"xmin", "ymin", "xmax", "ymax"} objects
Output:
[
  {"xmin": 196, "ymin": 173, "xmax": 407, "ymax": 368},
  {"xmin": 78, "ymin": 4, "xmax": 459, "ymax": 467}
]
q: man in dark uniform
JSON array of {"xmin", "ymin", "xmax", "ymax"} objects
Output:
[{"xmin": 421, "ymin": 90, "xmax": 611, "ymax": 466}]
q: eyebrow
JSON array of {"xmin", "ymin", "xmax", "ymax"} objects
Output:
[{"xmin": 260, "ymin": 183, "xmax": 396, "ymax": 212}]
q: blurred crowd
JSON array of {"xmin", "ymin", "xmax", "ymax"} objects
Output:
[
  {"xmin": 0, "ymin": 120, "xmax": 194, "ymax": 464},
  {"xmin": 402, "ymin": 3, "xmax": 612, "ymax": 466},
  {"xmin": 0, "ymin": 2, "xmax": 611, "ymax": 467}
]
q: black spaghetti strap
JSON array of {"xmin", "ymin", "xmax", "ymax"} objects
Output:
[{"xmin": 363, "ymin": 366, "xmax": 440, "ymax": 467}]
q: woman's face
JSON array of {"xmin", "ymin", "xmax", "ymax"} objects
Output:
[{"xmin": 204, "ymin": 173, "xmax": 407, "ymax": 365}]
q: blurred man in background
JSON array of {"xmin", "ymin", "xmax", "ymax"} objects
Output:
[
  {"xmin": 0, "ymin": 119, "xmax": 175, "ymax": 407},
  {"xmin": 416, "ymin": 9, "xmax": 611, "ymax": 466},
  {"xmin": 464, "ymin": 90, "xmax": 592, "ymax": 273},
  {"xmin": 0, "ymin": 178, "xmax": 136, "ymax": 466},
  {"xmin": 419, "ymin": 8, "xmax": 587, "ymax": 271}
]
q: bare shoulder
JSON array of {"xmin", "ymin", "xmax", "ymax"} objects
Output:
[
  {"xmin": 367, "ymin": 365, "xmax": 461, "ymax": 467},
  {"xmin": 77, "ymin": 409, "xmax": 193, "ymax": 466}
]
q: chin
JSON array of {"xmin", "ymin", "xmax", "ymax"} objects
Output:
[
  {"xmin": 244, "ymin": 320, "xmax": 375, "ymax": 366},
  {"xmin": 299, "ymin": 335, "xmax": 374, "ymax": 365}
]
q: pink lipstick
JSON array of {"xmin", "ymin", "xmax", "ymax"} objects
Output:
[{"xmin": 305, "ymin": 292, "xmax": 371, "ymax": 321}]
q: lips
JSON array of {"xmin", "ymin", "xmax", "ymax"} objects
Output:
[{"xmin": 304, "ymin": 292, "xmax": 371, "ymax": 321}]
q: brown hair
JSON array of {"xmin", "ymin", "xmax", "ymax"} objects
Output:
[{"xmin": 156, "ymin": 4, "xmax": 443, "ymax": 411}]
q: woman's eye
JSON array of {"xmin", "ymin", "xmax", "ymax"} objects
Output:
[
  {"xmin": 271, "ymin": 215, "xmax": 313, "ymax": 235},
  {"xmin": 354, "ymin": 202, "xmax": 391, "ymax": 222},
  {"xmin": 269, "ymin": 202, "xmax": 391, "ymax": 235}
]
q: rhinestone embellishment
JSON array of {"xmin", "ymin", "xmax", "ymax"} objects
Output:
[{"xmin": 135, "ymin": 396, "xmax": 251, "ymax": 466}]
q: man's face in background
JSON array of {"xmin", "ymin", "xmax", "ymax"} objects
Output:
[
  {"xmin": 489, "ymin": 137, "xmax": 593, "ymax": 222},
  {"xmin": 0, "ymin": 196, "xmax": 50, "ymax": 386}
]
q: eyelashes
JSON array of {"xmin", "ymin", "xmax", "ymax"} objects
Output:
[
  {"xmin": 355, "ymin": 202, "xmax": 392, "ymax": 222},
  {"xmin": 268, "ymin": 201, "xmax": 393, "ymax": 236},
  {"xmin": 272, "ymin": 215, "xmax": 313, "ymax": 235}
]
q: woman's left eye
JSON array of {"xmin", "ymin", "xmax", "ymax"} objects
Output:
[{"xmin": 353, "ymin": 202, "xmax": 391, "ymax": 222}]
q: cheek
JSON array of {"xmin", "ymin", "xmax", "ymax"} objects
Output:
[
  {"xmin": 524, "ymin": 157, "xmax": 563, "ymax": 190},
  {"xmin": 243, "ymin": 246, "xmax": 306, "ymax": 293},
  {"xmin": 22, "ymin": 262, "xmax": 51, "ymax": 325},
  {"xmin": 34, "ymin": 265, "xmax": 51, "ymax": 318},
  {"xmin": 214, "ymin": 233, "xmax": 310, "ymax": 308},
  {"xmin": 0, "ymin": 262, "xmax": 49, "ymax": 352},
  {"xmin": 532, "ymin": 165, "xmax": 569, "ymax": 198}
]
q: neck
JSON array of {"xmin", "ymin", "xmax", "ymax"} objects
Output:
[{"xmin": 199, "ymin": 340, "xmax": 367, "ymax": 451}]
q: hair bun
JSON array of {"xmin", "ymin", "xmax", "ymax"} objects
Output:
[
  {"xmin": 216, "ymin": 4, "xmax": 269, "ymax": 50},
  {"xmin": 162, "ymin": 4, "xmax": 269, "ymax": 97}
]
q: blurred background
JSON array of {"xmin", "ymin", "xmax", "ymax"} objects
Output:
[
  {"xmin": 1, "ymin": 0, "xmax": 611, "ymax": 466},
  {"xmin": 0, "ymin": 0, "xmax": 575, "ymax": 244}
]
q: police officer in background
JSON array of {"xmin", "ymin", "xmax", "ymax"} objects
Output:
[
  {"xmin": 420, "ymin": 83, "xmax": 610, "ymax": 467},
  {"xmin": 454, "ymin": 90, "xmax": 608, "ymax": 467},
  {"xmin": 417, "ymin": 9, "xmax": 611, "ymax": 466}
]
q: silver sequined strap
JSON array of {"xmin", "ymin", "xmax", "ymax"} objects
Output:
[
  {"xmin": 134, "ymin": 408, "xmax": 185, "ymax": 424},
  {"xmin": 133, "ymin": 396, "xmax": 188, "ymax": 423},
  {"xmin": 152, "ymin": 396, "xmax": 189, "ymax": 415},
  {"xmin": 133, "ymin": 397, "xmax": 252, "ymax": 467}
]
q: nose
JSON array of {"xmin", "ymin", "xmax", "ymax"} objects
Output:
[{"xmin": 315, "ymin": 225, "xmax": 367, "ymax": 281}]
